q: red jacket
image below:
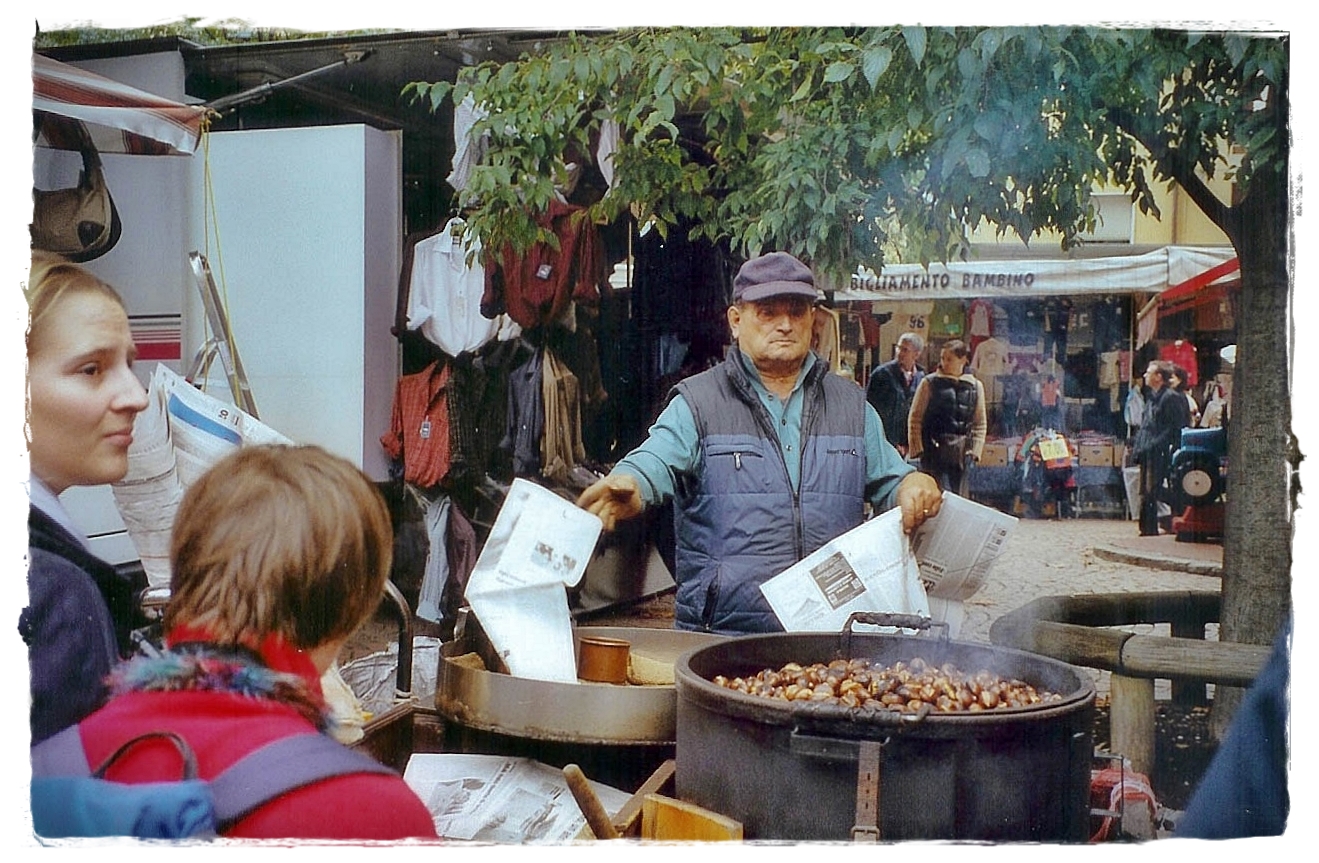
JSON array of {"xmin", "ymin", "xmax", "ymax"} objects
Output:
[{"xmin": 75, "ymin": 633, "xmax": 438, "ymax": 841}]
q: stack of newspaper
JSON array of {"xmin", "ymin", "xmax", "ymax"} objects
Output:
[{"xmin": 111, "ymin": 364, "xmax": 291, "ymax": 588}]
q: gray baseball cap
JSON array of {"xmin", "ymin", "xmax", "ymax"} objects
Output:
[{"xmin": 731, "ymin": 252, "xmax": 820, "ymax": 304}]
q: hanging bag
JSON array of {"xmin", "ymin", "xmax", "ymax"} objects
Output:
[{"xmin": 31, "ymin": 113, "xmax": 122, "ymax": 262}]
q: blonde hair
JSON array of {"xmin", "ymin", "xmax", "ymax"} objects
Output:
[
  {"xmin": 26, "ymin": 251, "xmax": 126, "ymax": 355},
  {"xmin": 164, "ymin": 445, "xmax": 393, "ymax": 650}
]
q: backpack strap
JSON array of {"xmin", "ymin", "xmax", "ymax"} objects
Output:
[
  {"xmin": 33, "ymin": 726, "xmax": 398, "ymax": 830},
  {"xmin": 30, "ymin": 724, "xmax": 92, "ymax": 777},
  {"xmin": 208, "ymin": 733, "xmax": 397, "ymax": 827}
]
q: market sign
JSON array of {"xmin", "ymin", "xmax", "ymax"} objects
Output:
[{"xmin": 838, "ymin": 245, "xmax": 1238, "ymax": 301}]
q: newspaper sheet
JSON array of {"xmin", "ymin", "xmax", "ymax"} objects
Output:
[
  {"xmin": 403, "ymin": 753, "xmax": 631, "ymax": 843},
  {"xmin": 759, "ymin": 507, "xmax": 930, "ymax": 633},
  {"xmin": 465, "ymin": 478, "xmax": 603, "ymax": 683},
  {"xmin": 910, "ymin": 491, "xmax": 1018, "ymax": 602},
  {"xmin": 760, "ymin": 492, "xmax": 1016, "ymax": 636},
  {"xmin": 111, "ymin": 364, "xmax": 291, "ymax": 587}
]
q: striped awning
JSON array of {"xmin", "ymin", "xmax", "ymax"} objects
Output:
[{"xmin": 33, "ymin": 54, "xmax": 210, "ymax": 156}]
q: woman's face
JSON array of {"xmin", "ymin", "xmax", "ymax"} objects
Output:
[
  {"xmin": 27, "ymin": 290, "xmax": 148, "ymax": 494},
  {"xmin": 939, "ymin": 348, "xmax": 967, "ymax": 376}
]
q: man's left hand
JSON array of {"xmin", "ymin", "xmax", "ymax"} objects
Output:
[{"xmin": 895, "ymin": 471, "xmax": 943, "ymax": 534}]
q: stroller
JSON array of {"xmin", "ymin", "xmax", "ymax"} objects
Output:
[{"xmin": 1014, "ymin": 427, "xmax": 1078, "ymax": 518}]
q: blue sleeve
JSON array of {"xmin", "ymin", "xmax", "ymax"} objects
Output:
[
  {"xmin": 865, "ymin": 403, "xmax": 915, "ymax": 511},
  {"xmin": 611, "ymin": 395, "xmax": 701, "ymax": 508},
  {"xmin": 1177, "ymin": 621, "xmax": 1291, "ymax": 838}
]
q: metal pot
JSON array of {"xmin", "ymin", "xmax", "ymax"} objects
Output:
[
  {"xmin": 438, "ymin": 623, "xmax": 723, "ymax": 790},
  {"xmin": 674, "ymin": 614, "xmax": 1096, "ymax": 841}
]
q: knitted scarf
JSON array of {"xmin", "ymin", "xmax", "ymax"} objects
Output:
[{"xmin": 107, "ymin": 643, "xmax": 331, "ymax": 731}]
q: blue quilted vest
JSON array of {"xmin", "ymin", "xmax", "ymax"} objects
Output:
[{"xmin": 670, "ymin": 348, "xmax": 867, "ymax": 634}]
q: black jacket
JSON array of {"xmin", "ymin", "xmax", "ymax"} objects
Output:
[
  {"xmin": 1132, "ymin": 386, "xmax": 1191, "ymax": 465},
  {"xmin": 865, "ymin": 360, "xmax": 924, "ymax": 447},
  {"xmin": 21, "ymin": 508, "xmax": 144, "ymax": 744}
]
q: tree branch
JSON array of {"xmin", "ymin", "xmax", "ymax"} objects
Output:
[{"xmin": 1106, "ymin": 107, "xmax": 1240, "ymax": 247}]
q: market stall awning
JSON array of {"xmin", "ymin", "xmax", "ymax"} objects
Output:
[
  {"xmin": 33, "ymin": 54, "xmax": 210, "ymax": 156},
  {"xmin": 1156, "ymin": 256, "xmax": 1241, "ymax": 316},
  {"xmin": 836, "ymin": 246, "xmax": 1238, "ymax": 301}
]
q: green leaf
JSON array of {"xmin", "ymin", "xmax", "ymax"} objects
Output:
[
  {"xmin": 861, "ymin": 46, "xmax": 893, "ymax": 90},
  {"xmin": 792, "ymin": 75, "xmax": 814, "ymax": 102},
  {"xmin": 965, "ymin": 148, "xmax": 991, "ymax": 178},
  {"xmin": 903, "ymin": 26, "xmax": 927, "ymax": 66},
  {"xmin": 823, "ymin": 61, "xmax": 854, "ymax": 83}
]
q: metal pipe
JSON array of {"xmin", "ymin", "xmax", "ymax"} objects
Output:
[
  {"xmin": 204, "ymin": 50, "xmax": 371, "ymax": 115},
  {"xmin": 381, "ymin": 579, "xmax": 414, "ymax": 702}
]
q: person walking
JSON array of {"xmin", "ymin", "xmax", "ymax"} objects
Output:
[
  {"xmin": 1131, "ymin": 360, "xmax": 1191, "ymax": 535},
  {"xmin": 576, "ymin": 251, "xmax": 942, "ymax": 635},
  {"xmin": 865, "ymin": 331, "xmax": 926, "ymax": 455},
  {"xmin": 908, "ymin": 339, "xmax": 987, "ymax": 496}
]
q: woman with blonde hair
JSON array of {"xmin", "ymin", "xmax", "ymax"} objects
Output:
[
  {"xmin": 61, "ymin": 444, "xmax": 437, "ymax": 838},
  {"xmin": 21, "ymin": 251, "xmax": 150, "ymax": 744}
]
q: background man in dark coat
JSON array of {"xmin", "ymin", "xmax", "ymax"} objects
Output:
[
  {"xmin": 866, "ymin": 331, "xmax": 926, "ymax": 456},
  {"xmin": 1132, "ymin": 360, "xmax": 1191, "ymax": 535}
]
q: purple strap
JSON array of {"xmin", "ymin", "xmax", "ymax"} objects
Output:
[
  {"xmin": 33, "ymin": 727, "xmax": 397, "ymax": 827},
  {"xmin": 208, "ymin": 733, "xmax": 397, "ymax": 825}
]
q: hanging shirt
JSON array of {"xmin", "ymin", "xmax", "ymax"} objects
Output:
[
  {"xmin": 446, "ymin": 94, "xmax": 488, "ymax": 193},
  {"xmin": 405, "ymin": 219, "xmax": 501, "ymax": 357},
  {"xmin": 1160, "ymin": 340, "xmax": 1199, "ymax": 386},
  {"xmin": 380, "ymin": 361, "xmax": 453, "ymax": 489},
  {"xmin": 540, "ymin": 347, "xmax": 586, "ymax": 484},
  {"xmin": 482, "ymin": 200, "xmax": 608, "ymax": 331}
]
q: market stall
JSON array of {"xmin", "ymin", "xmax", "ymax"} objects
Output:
[{"xmin": 829, "ymin": 245, "xmax": 1238, "ymax": 518}]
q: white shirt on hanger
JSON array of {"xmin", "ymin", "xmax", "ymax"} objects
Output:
[{"xmin": 406, "ymin": 218, "xmax": 501, "ymax": 357}]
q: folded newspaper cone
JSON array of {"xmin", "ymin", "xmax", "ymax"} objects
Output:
[
  {"xmin": 465, "ymin": 479, "xmax": 603, "ymax": 683},
  {"xmin": 112, "ymin": 364, "xmax": 291, "ymax": 588}
]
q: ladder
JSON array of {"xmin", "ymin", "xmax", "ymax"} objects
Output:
[{"xmin": 186, "ymin": 250, "xmax": 259, "ymax": 418}]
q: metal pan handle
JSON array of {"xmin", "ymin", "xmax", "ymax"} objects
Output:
[
  {"xmin": 843, "ymin": 612, "xmax": 934, "ymax": 633},
  {"xmin": 841, "ymin": 612, "xmax": 949, "ymax": 658}
]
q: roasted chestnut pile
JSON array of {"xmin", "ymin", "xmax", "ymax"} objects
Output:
[{"xmin": 711, "ymin": 656, "xmax": 1062, "ymax": 713}]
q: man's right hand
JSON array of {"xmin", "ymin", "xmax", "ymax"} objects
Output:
[{"xmin": 576, "ymin": 473, "xmax": 645, "ymax": 532}]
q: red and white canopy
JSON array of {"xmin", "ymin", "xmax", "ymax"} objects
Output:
[{"xmin": 33, "ymin": 53, "xmax": 210, "ymax": 156}]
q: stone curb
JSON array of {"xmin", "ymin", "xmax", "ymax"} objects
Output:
[{"xmin": 1089, "ymin": 544, "xmax": 1222, "ymax": 576}]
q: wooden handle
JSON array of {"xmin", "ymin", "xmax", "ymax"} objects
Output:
[{"xmin": 563, "ymin": 763, "xmax": 619, "ymax": 839}]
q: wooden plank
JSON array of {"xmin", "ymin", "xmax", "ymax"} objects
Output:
[
  {"xmin": 642, "ymin": 794, "xmax": 743, "ymax": 842},
  {"xmin": 1120, "ymin": 636, "xmax": 1270, "ymax": 685},
  {"xmin": 612, "ymin": 759, "xmax": 676, "ymax": 837}
]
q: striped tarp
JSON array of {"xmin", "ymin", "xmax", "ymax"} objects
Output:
[{"xmin": 33, "ymin": 53, "xmax": 209, "ymax": 156}]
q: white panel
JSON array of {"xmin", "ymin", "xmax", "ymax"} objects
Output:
[{"xmin": 190, "ymin": 125, "xmax": 400, "ymax": 475}]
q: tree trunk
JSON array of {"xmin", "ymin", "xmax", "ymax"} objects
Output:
[{"xmin": 1215, "ymin": 160, "xmax": 1294, "ymax": 739}]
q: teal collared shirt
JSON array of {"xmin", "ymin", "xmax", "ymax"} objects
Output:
[{"xmin": 614, "ymin": 350, "xmax": 912, "ymax": 510}]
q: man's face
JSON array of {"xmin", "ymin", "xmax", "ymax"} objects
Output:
[
  {"xmin": 728, "ymin": 295, "xmax": 815, "ymax": 376},
  {"xmin": 1144, "ymin": 363, "xmax": 1165, "ymax": 389},
  {"xmin": 896, "ymin": 341, "xmax": 920, "ymax": 372}
]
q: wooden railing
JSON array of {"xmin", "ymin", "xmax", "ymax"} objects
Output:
[{"xmin": 989, "ymin": 591, "xmax": 1270, "ymax": 776}]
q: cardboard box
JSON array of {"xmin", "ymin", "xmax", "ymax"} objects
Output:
[
  {"xmin": 979, "ymin": 442, "xmax": 1010, "ymax": 467},
  {"xmin": 1078, "ymin": 443, "xmax": 1114, "ymax": 467},
  {"xmin": 1112, "ymin": 443, "xmax": 1127, "ymax": 467}
]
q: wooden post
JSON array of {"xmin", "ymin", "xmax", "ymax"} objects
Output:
[
  {"xmin": 1170, "ymin": 609, "xmax": 1209, "ymax": 707},
  {"xmin": 1109, "ymin": 673, "xmax": 1156, "ymax": 777}
]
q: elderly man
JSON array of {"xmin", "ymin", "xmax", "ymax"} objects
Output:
[
  {"xmin": 1132, "ymin": 360, "xmax": 1191, "ymax": 536},
  {"xmin": 577, "ymin": 251, "xmax": 943, "ymax": 635},
  {"xmin": 866, "ymin": 331, "xmax": 926, "ymax": 455}
]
